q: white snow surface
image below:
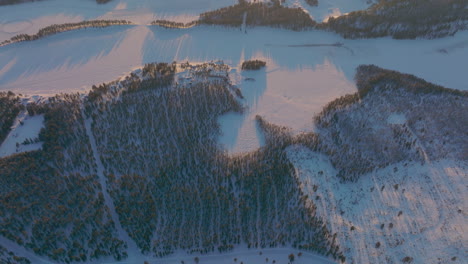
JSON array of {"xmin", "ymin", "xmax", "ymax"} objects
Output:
[
  {"xmin": 287, "ymin": 145, "xmax": 468, "ymax": 264},
  {"xmin": 1, "ymin": 25, "xmax": 467, "ymax": 152},
  {"xmin": 0, "ymin": 110, "xmax": 44, "ymax": 158}
]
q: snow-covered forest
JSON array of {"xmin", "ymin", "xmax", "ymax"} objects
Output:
[{"xmin": 0, "ymin": 0, "xmax": 467, "ymax": 263}]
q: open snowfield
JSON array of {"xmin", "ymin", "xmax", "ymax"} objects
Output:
[
  {"xmin": 0, "ymin": 109, "xmax": 44, "ymax": 158},
  {"xmin": 1, "ymin": 24, "xmax": 467, "ymax": 152},
  {"xmin": 287, "ymin": 145, "xmax": 467, "ymax": 264}
]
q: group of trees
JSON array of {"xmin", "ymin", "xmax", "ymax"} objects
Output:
[
  {"xmin": 241, "ymin": 60, "xmax": 266, "ymax": 70},
  {"xmin": 322, "ymin": 0, "xmax": 468, "ymax": 39},
  {"xmin": 313, "ymin": 65, "xmax": 468, "ymax": 181},
  {"xmin": 198, "ymin": 0, "xmax": 316, "ymax": 30},
  {"xmin": 0, "ymin": 94, "xmax": 127, "ymax": 263},
  {"xmin": 151, "ymin": 20, "xmax": 199, "ymax": 29},
  {"xmin": 0, "ymin": 91, "xmax": 23, "ymax": 145},
  {"xmin": 1, "ymin": 20, "xmax": 133, "ymax": 46}
]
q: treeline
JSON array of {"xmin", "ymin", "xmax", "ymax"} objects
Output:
[
  {"xmin": 0, "ymin": 91, "xmax": 23, "ymax": 145},
  {"xmin": 0, "ymin": 94, "xmax": 127, "ymax": 263},
  {"xmin": 198, "ymin": 0, "xmax": 316, "ymax": 30},
  {"xmin": 85, "ymin": 62, "xmax": 343, "ymax": 260},
  {"xmin": 0, "ymin": 0, "xmax": 42, "ymax": 6},
  {"xmin": 241, "ymin": 60, "xmax": 266, "ymax": 70},
  {"xmin": 313, "ymin": 65, "xmax": 468, "ymax": 181},
  {"xmin": 321, "ymin": 0, "xmax": 468, "ymax": 39},
  {"xmin": 0, "ymin": 20, "xmax": 133, "ymax": 46},
  {"xmin": 151, "ymin": 20, "xmax": 199, "ymax": 29}
]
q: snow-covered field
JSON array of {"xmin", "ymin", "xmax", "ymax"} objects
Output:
[
  {"xmin": 0, "ymin": 109, "xmax": 44, "ymax": 158},
  {"xmin": 1, "ymin": 24, "xmax": 467, "ymax": 152},
  {"xmin": 287, "ymin": 145, "xmax": 467, "ymax": 264}
]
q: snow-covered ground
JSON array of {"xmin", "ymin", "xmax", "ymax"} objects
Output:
[
  {"xmin": 287, "ymin": 145, "xmax": 467, "ymax": 264},
  {"xmin": 1, "ymin": 25, "xmax": 467, "ymax": 152},
  {"xmin": 110, "ymin": 247, "xmax": 337, "ymax": 264},
  {"xmin": 0, "ymin": 109, "xmax": 44, "ymax": 158}
]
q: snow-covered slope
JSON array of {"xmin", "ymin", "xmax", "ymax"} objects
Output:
[{"xmin": 287, "ymin": 145, "xmax": 467, "ymax": 264}]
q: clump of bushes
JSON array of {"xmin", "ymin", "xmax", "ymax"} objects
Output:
[{"xmin": 241, "ymin": 60, "xmax": 266, "ymax": 70}]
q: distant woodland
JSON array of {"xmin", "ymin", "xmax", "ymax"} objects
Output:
[
  {"xmin": 0, "ymin": 0, "xmax": 111, "ymax": 5},
  {"xmin": 322, "ymin": 0, "xmax": 468, "ymax": 39},
  {"xmin": 0, "ymin": 20, "xmax": 133, "ymax": 46},
  {"xmin": 0, "ymin": 0, "xmax": 41, "ymax": 6}
]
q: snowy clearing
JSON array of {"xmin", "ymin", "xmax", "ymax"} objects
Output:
[
  {"xmin": 287, "ymin": 145, "xmax": 468, "ymax": 264},
  {"xmin": 98, "ymin": 247, "xmax": 336, "ymax": 264},
  {"xmin": 0, "ymin": 110, "xmax": 44, "ymax": 158}
]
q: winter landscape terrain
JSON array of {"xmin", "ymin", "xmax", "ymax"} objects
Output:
[{"xmin": 0, "ymin": 0, "xmax": 467, "ymax": 264}]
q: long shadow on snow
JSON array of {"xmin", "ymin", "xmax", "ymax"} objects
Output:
[{"xmin": 0, "ymin": 25, "xmax": 132, "ymax": 86}]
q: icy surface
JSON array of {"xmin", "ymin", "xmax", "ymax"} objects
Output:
[
  {"xmin": 287, "ymin": 145, "xmax": 468, "ymax": 264},
  {"xmin": 0, "ymin": 111, "xmax": 44, "ymax": 158}
]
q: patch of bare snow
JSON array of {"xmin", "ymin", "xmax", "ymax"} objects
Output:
[
  {"xmin": 98, "ymin": 246, "xmax": 336, "ymax": 264},
  {"xmin": 387, "ymin": 113, "xmax": 406, "ymax": 125},
  {"xmin": 0, "ymin": 111, "xmax": 44, "ymax": 158},
  {"xmin": 286, "ymin": 145, "xmax": 467, "ymax": 264}
]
